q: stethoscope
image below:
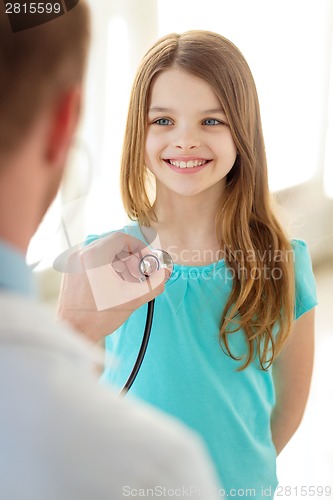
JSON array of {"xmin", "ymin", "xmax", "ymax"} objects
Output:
[{"xmin": 120, "ymin": 249, "xmax": 173, "ymax": 395}]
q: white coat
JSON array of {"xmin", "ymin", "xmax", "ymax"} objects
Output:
[{"xmin": 0, "ymin": 292, "xmax": 220, "ymax": 500}]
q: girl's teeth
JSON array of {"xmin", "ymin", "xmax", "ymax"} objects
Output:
[{"xmin": 169, "ymin": 160, "xmax": 207, "ymax": 168}]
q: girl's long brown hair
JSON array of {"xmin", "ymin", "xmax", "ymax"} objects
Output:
[{"xmin": 121, "ymin": 31, "xmax": 295, "ymax": 370}]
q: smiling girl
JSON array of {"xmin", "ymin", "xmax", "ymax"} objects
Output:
[{"xmin": 65, "ymin": 31, "xmax": 318, "ymax": 498}]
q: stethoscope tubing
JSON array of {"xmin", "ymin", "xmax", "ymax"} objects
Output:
[
  {"xmin": 119, "ymin": 249, "xmax": 172, "ymax": 396},
  {"xmin": 120, "ymin": 299, "xmax": 155, "ymax": 396}
]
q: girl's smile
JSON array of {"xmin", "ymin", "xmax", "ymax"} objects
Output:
[
  {"xmin": 163, "ymin": 156, "xmax": 212, "ymax": 174},
  {"xmin": 145, "ymin": 67, "xmax": 237, "ymax": 197}
]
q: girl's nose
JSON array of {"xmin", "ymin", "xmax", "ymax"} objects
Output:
[{"xmin": 173, "ymin": 127, "xmax": 201, "ymax": 150}]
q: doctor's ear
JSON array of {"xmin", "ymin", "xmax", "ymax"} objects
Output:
[{"xmin": 45, "ymin": 86, "xmax": 82, "ymax": 168}]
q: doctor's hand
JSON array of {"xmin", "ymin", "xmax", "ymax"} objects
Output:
[{"xmin": 57, "ymin": 232, "xmax": 169, "ymax": 343}]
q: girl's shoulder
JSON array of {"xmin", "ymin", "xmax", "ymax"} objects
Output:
[
  {"xmin": 290, "ymin": 237, "xmax": 308, "ymax": 251},
  {"xmin": 290, "ymin": 239, "xmax": 318, "ymax": 319},
  {"xmin": 85, "ymin": 222, "xmax": 143, "ymax": 246},
  {"xmin": 85, "ymin": 221, "xmax": 154, "ymax": 247},
  {"xmin": 290, "ymin": 239, "xmax": 314, "ymax": 279},
  {"xmin": 85, "ymin": 231, "xmax": 111, "ymax": 246}
]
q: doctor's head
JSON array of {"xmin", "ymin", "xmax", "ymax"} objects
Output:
[{"xmin": 0, "ymin": 2, "xmax": 90, "ymax": 238}]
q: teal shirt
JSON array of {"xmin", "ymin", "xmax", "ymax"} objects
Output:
[{"xmin": 90, "ymin": 225, "xmax": 317, "ymax": 498}]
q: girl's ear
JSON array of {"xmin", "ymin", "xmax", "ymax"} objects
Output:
[{"xmin": 45, "ymin": 86, "xmax": 82, "ymax": 168}]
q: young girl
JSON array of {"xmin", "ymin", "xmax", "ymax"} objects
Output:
[{"xmin": 69, "ymin": 31, "xmax": 317, "ymax": 498}]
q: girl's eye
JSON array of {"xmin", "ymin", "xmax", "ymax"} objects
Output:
[
  {"xmin": 203, "ymin": 118, "xmax": 222, "ymax": 126},
  {"xmin": 154, "ymin": 118, "xmax": 173, "ymax": 126}
]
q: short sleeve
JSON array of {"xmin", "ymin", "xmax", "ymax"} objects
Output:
[
  {"xmin": 85, "ymin": 223, "xmax": 147, "ymax": 247},
  {"xmin": 85, "ymin": 230, "xmax": 114, "ymax": 247},
  {"xmin": 85, "ymin": 234, "xmax": 100, "ymax": 246},
  {"xmin": 291, "ymin": 239, "xmax": 318, "ymax": 320}
]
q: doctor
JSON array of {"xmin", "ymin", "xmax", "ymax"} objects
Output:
[{"xmin": 0, "ymin": 3, "xmax": 219, "ymax": 499}]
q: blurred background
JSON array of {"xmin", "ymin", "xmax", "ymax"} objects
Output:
[{"xmin": 28, "ymin": 1, "xmax": 333, "ymax": 498}]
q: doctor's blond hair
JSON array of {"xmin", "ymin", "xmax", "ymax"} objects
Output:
[{"xmin": 120, "ymin": 30, "xmax": 295, "ymax": 369}]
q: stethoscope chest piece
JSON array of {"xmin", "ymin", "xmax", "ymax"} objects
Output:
[{"xmin": 139, "ymin": 249, "xmax": 173, "ymax": 282}]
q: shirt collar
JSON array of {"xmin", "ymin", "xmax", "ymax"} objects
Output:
[{"xmin": 0, "ymin": 239, "xmax": 35, "ymax": 297}]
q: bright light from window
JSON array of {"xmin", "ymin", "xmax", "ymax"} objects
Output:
[
  {"xmin": 84, "ymin": 16, "xmax": 130, "ymax": 236},
  {"xmin": 26, "ymin": 194, "xmax": 62, "ymax": 270},
  {"xmin": 324, "ymin": 42, "xmax": 333, "ymax": 198}
]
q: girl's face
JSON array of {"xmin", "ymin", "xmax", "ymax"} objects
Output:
[{"xmin": 145, "ymin": 68, "xmax": 237, "ymax": 199}]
